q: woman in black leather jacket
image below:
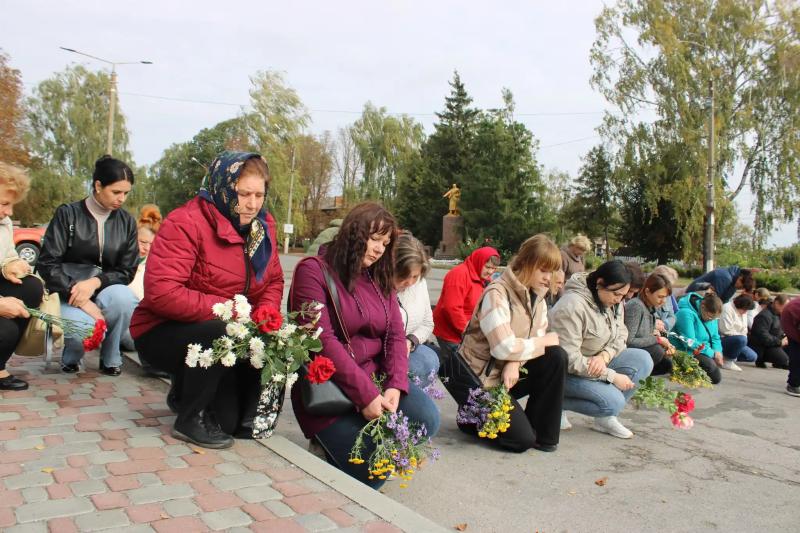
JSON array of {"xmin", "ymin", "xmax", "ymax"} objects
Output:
[{"xmin": 38, "ymin": 156, "xmax": 139, "ymax": 375}]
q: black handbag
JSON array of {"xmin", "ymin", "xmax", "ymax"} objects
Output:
[{"xmin": 297, "ymin": 258, "xmax": 356, "ymax": 416}]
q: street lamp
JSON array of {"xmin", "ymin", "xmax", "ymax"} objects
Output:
[{"xmin": 60, "ymin": 47, "xmax": 152, "ymax": 155}]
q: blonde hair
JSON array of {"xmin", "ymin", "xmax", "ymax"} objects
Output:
[
  {"xmin": 0, "ymin": 161, "xmax": 31, "ymax": 203},
  {"xmin": 395, "ymin": 231, "xmax": 430, "ymax": 280},
  {"xmin": 569, "ymin": 234, "xmax": 592, "ymax": 253},
  {"xmin": 511, "ymin": 234, "xmax": 562, "ymax": 287},
  {"xmin": 137, "ymin": 204, "xmax": 162, "ymax": 234},
  {"xmin": 652, "ymin": 265, "xmax": 678, "ymax": 284}
]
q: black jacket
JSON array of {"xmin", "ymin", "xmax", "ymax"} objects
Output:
[
  {"xmin": 748, "ymin": 305, "xmax": 784, "ymax": 354},
  {"xmin": 38, "ymin": 199, "xmax": 138, "ymax": 300}
]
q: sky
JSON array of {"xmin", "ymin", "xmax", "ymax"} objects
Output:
[{"xmin": 1, "ymin": 0, "xmax": 795, "ymax": 246}]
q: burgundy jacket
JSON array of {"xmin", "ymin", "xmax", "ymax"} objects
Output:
[
  {"xmin": 130, "ymin": 197, "xmax": 284, "ymax": 338},
  {"xmin": 780, "ymin": 297, "xmax": 800, "ymax": 344},
  {"xmin": 289, "ymin": 257, "xmax": 408, "ymax": 438}
]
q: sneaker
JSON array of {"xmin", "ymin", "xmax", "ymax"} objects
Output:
[
  {"xmin": 722, "ymin": 360, "xmax": 743, "ymax": 371},
  {"xmin": 786, "ymin": 385, "xmax": 800, "ymax": 397},
  {"xmin": 560, "ymin": 412, "xmax": 572, "ymax": 431},
  {"xmin": 61, "ymin": 363, "xmax": 79, "ymax": 374},
  {"xmin": 592, "ymin": 416, "xmax": 633, "ymax": 439}
]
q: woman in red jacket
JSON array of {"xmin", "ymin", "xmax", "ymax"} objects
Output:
[
  {"xmin": 130, "ymin": 151, "xmax": 284, "ymax": 449},
  {"xmin": 433, "ymin": 246, "xmax": 500, "ymax": 356}
]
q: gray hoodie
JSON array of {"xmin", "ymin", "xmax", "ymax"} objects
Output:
[{"xmin": 548, "ymin": 272, "xmax": 628, "ymax": 380}]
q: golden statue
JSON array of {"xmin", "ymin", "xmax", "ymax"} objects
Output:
[{"xmin": 443, "ymin": 183, "xmax": 461, "ymax": 216}]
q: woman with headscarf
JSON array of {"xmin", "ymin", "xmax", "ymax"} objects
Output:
[
  {"xmin": 433, "ymin": 246, "xmax": 501, "ymax": 356},
  {"xmin": 130, "ymin": 151, "xmax": 284, "ymax": 449}
]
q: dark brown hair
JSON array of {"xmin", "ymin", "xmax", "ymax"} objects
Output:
[
  {"xmin": 739, "ymin": 269, "xmax": 755, "ymax": 292},
  {"xmin": 643, "ymin": 273, "xmax": 673, "ymax": 296},
  {"xmin": 624, "ymin": 261, "xmax": 646, "ymax": 290},
  {"xmin": 701, "ymin": 293, "xmax": 723, "ymax": 317},
  {"xmin": 732, "ymin": 293, "xmax": 755, "ymax": 311},
  {"xmin": 325, "ymin": 202, "xmax": 397, "ymax": 295}
]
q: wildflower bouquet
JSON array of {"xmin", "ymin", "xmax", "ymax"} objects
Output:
[
  {"xmin": 666, "ymin": 332, "xmax": 714, "ymax": 389},
  {"xmin": 348, "ymin": 373, "xmax": 441, "ymax": 488},
  {"xmin": 26, "ymin": 306, "xmax": 107, "ymax": 351},
  {"xmin": 456, "ymin": 385, "xmax": 513, "ymax": 439},
  {"xmin": 633, "ymin": 377, "xmax": 696, "ymax": 429}
]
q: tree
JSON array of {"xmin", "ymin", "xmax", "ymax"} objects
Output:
[
  {"xmin": 151, "ymin": 116, "xmax": 255, "ymax": 213},
  {"xmin": 0, "ymin": 49, "xmax": 28, "ymax": 166},
  {"xmin": 592, "ymin": 0, "xmax": 800, "ymax": 247},
  {"xmin": 541, "ymin": 168, "xmax": 573, "ymax": 244},
  {"xmin": 349, "ymin": 102, "xmax": 424, "ymax": 206},
  {"xmin": 563, "ymin": 146, "xmax": 617, "ymax": 253},
  {"xmin": 332, "ymin": 126, "xmax": 361, "ymax": 207},
  {"xmin": 396, "ymin": 71, "xmax": 479, "ymax": 247},
  {"xmin": 296, "ymin": 132, "xmax": 334, "ymax": 236}
]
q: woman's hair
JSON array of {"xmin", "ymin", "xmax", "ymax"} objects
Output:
[
  {"xmin": 732, "ymin": 293, "xmax": 756, "ymax": 311},
  {"xmin": 738, "ymin": 269, "xmax": 755, "ymax": 292},
  {"xmin": 624, "ymin": 261, "xmax": 646, "ymax": 291},
  {"xmin": 652, "ymin": 265, "xmax": 678, "ymax": 283},
  {"xmin": 753, "ymin": 287, "xmax": 771, "ymax": 305},
  {"xmin": 700, "ymin": 293, "xmax": 723, "ymax": 318},
  {"xmin": 773, "ymin": 294, "xmax": 789, "ymax": 306},
  {"xmin": 642, "ymin": 273, "xmax": 673, "ymax": 296},
  {"xmin": 325, "ymin": 202, "xmax": 397, "ymax": 295},
  {"xmin": 241, "ymin": 156, "xmax": 271, "ymax": 187},
  {"xmin": 486, "ymin": 255, "xmax": 501, "ymax": 267},
  {"xmin": 93, "ymin": 155, "xmax": 134, "ymax": 187},
  {"xmin": 586, "ymin": 260, "xmax": 632, "ymax": 309},
  {"xmin": 510, "ymin": 234, "xmax": 561, "ymax": 287},
  {"xmin": 0, "ymin": 161, "xmax": 31, "ymax": 203},
  {"xmin": 569, "ymin": 234, "xmax": 592, "ymax": 252},
  {"xmin": 394, "ymin": 231, "xmax": 429, "ymax": 281},
  {"xmin": 137, "ymin": 204, "xmax": 162, "ymax": 234}
]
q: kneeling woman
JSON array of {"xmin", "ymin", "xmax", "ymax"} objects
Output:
[
  {"xmin": 624, "ymin": 273, "xmax": 676, "ymax": 375},
  {"xmin": 671, "ymin": 292, "xmax": 724, "ymax": 385},
  {"xmin": 289, "ymin": 202, "xmax": 439, "ymax": 489},
  {"xmin": 458, "ymin": 234, "xmax": 566, "ymax": 452},
  {"xmin": 549, "ymin": 261, "xmax": 653, "ymax": 439},
  {"xmin": 131, "ymin": 152, "xmax": 284, "ymax": 449}
]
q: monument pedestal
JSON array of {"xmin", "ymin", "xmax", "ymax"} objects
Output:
[{"xmin": 434, "ymin": 214, "xmax": 464, "ymax": 259}]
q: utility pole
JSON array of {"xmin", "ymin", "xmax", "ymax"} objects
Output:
[
  {"xmin": 704, "ymin": 79, "xmax": 715, "ymax": 272},
  {"xmin": 283, "ymin": 146, "xmax": 296, "ymax": 254},
  {"xmin": 59, "ymin": 47, "xmax": 152, "ymax": 156}
]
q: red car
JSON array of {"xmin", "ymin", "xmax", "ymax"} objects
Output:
[{"xmin": 12, "ymin": 224, "xmax": 47, "ymax": 265}]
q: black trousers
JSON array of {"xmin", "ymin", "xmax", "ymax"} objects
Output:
[
  {"xmin": 641, "ymin": 343, "xmax": 674, "ymax": 376},
  {"xmin": 456, "ymin": 346, "xmax": 567, "ymax": 453},
  {"xmin": 0, "ymin": 276, "xmax": 44, "ymax": 370},
  {"xmin": 786, "ymin": 340, "xmax": 800, "ymax": 388},
  {"xmin": 696, "ymin": 354, "xmax": 722, "ymax": 385},
  {"xmin": 756, "ymin": 346, "xmax": 790, "ymax": 367},
  {"xmin": 134, "ymin": 320, "xmax": 261, "ymax": 434}
]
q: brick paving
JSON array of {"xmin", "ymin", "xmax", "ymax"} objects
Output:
[{"xmin": 0, "ymin": 356, "xmax": 404, "ymax": 532}]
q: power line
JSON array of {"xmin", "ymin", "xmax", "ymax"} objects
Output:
[{"xmin": 540, "ymin": 135, "xmax": 601, "ymax": 149}]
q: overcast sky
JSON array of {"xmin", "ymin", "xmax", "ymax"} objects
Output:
[{"xmin": 2, "ymin": 0, "xmax": 794, "ymax": 246}]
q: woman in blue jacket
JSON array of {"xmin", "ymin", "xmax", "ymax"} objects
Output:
[
  {"xmin": 686, "ymin": 267, "xmax": 753, "ymax": 304},
  {"xmin": 671, "ymin": 292, "xmax": 724, "ymax": 384}
]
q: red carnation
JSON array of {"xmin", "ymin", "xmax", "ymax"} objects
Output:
[
  {"xmin": 251, "ymin": 306, "xmax": 283, "ymax": 333},
  {"xmin": 692, "ymin": 343, "xmax": 706, "ymax": 357},
  {"xmin": 82, "ymin": 319, "xmax": 107, "ymax": 351},
  {"xmin": 306, "ymin": 356, "xmax": 336, "ymax": 384},
  {"xmin": 675, "ymin": 393, "xmax": 695, "ymax": 414}
]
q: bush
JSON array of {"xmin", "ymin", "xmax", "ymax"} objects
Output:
[
  {"xmin": 754, "ymin": 271, "xmax": 791, "ymax": 292},
  {"xmin": 668, "ymin": 263, "xmax": 703, "ymax": 280}
]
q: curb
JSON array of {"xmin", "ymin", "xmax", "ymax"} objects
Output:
[{"xmin": 122, "ymin": 351, "xmax": 448, "ymax": 533}]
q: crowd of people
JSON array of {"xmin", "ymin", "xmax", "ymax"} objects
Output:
[{"xmin": 1, "ymin": 151, "xmax": 799, "ymax": 490}]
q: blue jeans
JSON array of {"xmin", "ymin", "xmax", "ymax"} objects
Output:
[
  {"xmin": 60, "ymin": 284, "xmax": 138, "ymax": 368},
  {"xmin": 314, "ymin": 379, "xmax": 441, "ymax": 489},
  {"xmin": 409, "ymin": 343, "xmax": 440, "ymax": 381},
  {"xmin": 563, "ymin": 347, "xmax": 653, "ymax": 418},
  {"xmin": 721, "ymin": 335, "xmax": 757, "ymax": 362}
]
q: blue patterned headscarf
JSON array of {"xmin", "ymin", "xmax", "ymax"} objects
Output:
[{"xmin": 199, "ymin": 151, "xmax": 272, "ymax": 281}]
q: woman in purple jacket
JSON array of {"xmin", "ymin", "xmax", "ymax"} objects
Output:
[{"xmin": 289, "ymin": 202, "xmax": 440, "ymax": 488}]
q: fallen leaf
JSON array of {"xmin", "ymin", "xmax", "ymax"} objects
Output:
[
  {"xmin": 567, "ymin": 490, "xmax": 577, "ymax": 496},
  {"xmin": 190, "ymin": 446, "xmax": 206, "ymax": 455},
  {"xmin": 595, "ymin": 477, "xmax": 608, "ymax": 486},
  {"xmin": 454, "ymin": 524, "xmax": 468, "ymax": 531},
  {"xmin": 34, "ymin": 445, "xmax": 45, "ymax": 450},
  {"xmin": 41, "ymin": 467, "xmax": 54, "ymax": 473},
  {"xmin": 160, "ymin": 513, "xmax": 169, "ymax": 519}
]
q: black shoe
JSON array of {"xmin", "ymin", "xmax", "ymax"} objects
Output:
[
  {"xmin": 141, "ymin": 362, "xmax": 170, "ymax": 379},
  {"xmin": 755, "ymin": 361, "xmax": 767, "ymax": 368},
  {"xmin": 0, "ymin": 375, "xmax": 29, "ymax": 391},
  {"xmin": 61, "ymin": 364, "xmax": 79, "ymax": 374},
  {"xmin": 773, "ymin": 363, "xmax": 790, "ymax": 370},
  {"xmin": 234, "ymin": 425, "xmax": 255, "ymax": 439},
  {"xmin": 531, "ymin": 441, "xmax": 558, "ymax": 453},
  {"xmin": 99, "ymin": 362, "xmax": 122, "ymax": 376},
  {"xmin": 172, "ymin": 410, "xmax": 234, "ymax": 449},
  {"xmin": 166, "ymin": 382, "xmax": 180, "ymax": 413}
]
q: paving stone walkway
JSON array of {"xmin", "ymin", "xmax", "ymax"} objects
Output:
[{"xmin": 0, "ymin": 355, "xmax": 403, "ymax": 533}]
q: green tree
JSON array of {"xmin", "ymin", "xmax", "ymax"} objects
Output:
[
  {"xmin": 296, "ymin": 132, "xmax": 334, "ymax": 237},
  {"xmin": 541, "ymin": 168, "xmax": 573, "ymax": 245},
  {"xmin": 592, "ymin": 0, "xmax": 800, "ymax": 247},
  {"xmin": 349, "ymin": 102, "xmax": 424, "ymax": 207},
  {"xmin": 0, "ymin": 49, "xmax": 28, "ymax": 166},
  {"xmin": 563, "ymin": 145, "xmax": 617, "ymax": 253},
  {"xmin": 396, "ymin": 71, "xmax": 479, "ymax": 247}
]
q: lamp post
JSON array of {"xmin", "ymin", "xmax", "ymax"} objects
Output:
[{"xmin": 59, "ymin": 47, "xmax": 152, "ymax": 155}]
